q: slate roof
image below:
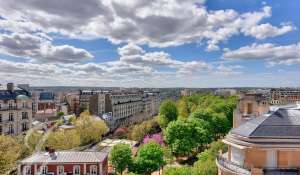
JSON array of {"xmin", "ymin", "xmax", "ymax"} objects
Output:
[
  {"xmin": 0, "ymin": 88, "xmax": 30, "ymax": 100},
  {"xmin": 20, "ymin": 150, "xmax": 109, "ymax": 164},
  {"xmin": 231, "ymin": 105, "xmax": 300, "ymax": 138},
  {"xmin": 39, "ymin": 92, "xmax": 54, "ymax": 100}
]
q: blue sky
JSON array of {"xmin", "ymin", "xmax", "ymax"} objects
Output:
[{"xmin": 0, "ymin": 0, "xmax": 300, "ymax": 87}]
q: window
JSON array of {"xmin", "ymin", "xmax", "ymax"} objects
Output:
[
  {"xmin": 22, "ymin": 112, "xmax": 28, "ymax": 120},
  {"xmin": 23, "ymin": 166, "xmax": 31, "ymax": 175},
  {"xmin": 40, "ymin": 166, "xmax": 47, "ymax": 175},
  {"xmin": 90, "ymin": 165, "xmax": 97, "ymax": 175},
  {"xmin": 73, "ymin": 165, "xmax": 80, "ymax": 175},
  {"xmin": 0, "ymin": 103, "xmax": 1, "ymax": 109},
  {"xmin": 22, "ymin": 122, "xmax": 28, "ymax": 132},
  {"xmin": 22, "ymin": 102, "xmax": 27, "ymax": 108},
  {"xmin": 0, "ymin": 126, "xmax": 2, "ymax": 134},
  {"xmin": 9, "ymin": 124, "xmax": 14, "ymax": 134},
  {"xmin": 0, "ymin": 114, "xmax": 2, "ymax": 122},
  {"xmin": 9, "ymin": 113, "xmax": 14, "ymax": 121},
  {"xmin": 57, "ymin": 165, "xmax": 64, "ymax": 175},
  {"xmin": 8, "ymin": 101, "xmax": 12, "ymax": 109}
]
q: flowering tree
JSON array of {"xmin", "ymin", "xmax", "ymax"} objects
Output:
[{"xmin": 143, "ymin": 133, "xmax": 164, "ymax": 145}]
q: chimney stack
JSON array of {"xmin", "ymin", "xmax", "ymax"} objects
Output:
[{"xmin": 7, "ymin": 83, "xmax": 14, "ymax": 92}]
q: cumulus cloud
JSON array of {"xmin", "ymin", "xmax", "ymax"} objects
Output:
[
  {"xmin": 0, "ymin": 0, "xmax": 294, "ymax": 50},
  {"xmin": 223, "ymin": 42, "xmax": 300, "ymax": 65},
  {"xmin": 118, "ymin": 44, "xmax": 211, "ymax": 74},
  {"xmin": 0, "ymin": 33, "xmax": 93, "ymax": 63}
]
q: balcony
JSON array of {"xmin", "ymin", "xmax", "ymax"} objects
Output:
[{"xmin": 216, "ymin": 154, "xmax": 251, "ymax": 175}]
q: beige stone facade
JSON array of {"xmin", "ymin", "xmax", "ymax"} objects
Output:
[{"xmin": 0, "ymin": 84, "xmax": 32, "ymax": 136}]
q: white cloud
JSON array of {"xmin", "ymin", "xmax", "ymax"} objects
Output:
[
  {"xmin": 223, "ymin": 42, "xmax": 300, "ymax": 65},
  {"xmin": 0, "ymin": 0, "xmax": 294, "ymax": 50},
  {"xmin": 0, "ymin": 33, "xmax": 93, "ymax": 63}
]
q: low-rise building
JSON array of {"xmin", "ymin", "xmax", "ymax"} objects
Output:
[
  {"xmin": 19, "ymin": 148, "xmax": 109, "ymax": 175},
  {"xmin": 0, "ymin": 83, "xmax": 32, "ymax": 136}
]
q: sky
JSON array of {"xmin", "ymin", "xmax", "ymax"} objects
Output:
[{"xmin": 0, "ymin": 0, "xmax": 300, "ymax": 88}]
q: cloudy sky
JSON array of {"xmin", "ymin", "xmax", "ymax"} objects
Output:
[{"xmin": 0, "ymin": 0, "xmax": 299, "ymax": 87}]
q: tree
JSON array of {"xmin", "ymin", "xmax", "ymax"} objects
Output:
[
  {"xmin": 130, "ymin": 118, "xmax": 160, "ymax": 142},
  {"xmin": 132, "ymin": 141, "xmax": 165, "ymax": 175},
  {"xmin": 163, "ymin": 167, "xmax": 191, "ymax": 175},
  {"xmin": 44, "ymin": 129, "xmax": 81, "ymax": 150},
  {"xmin": 0, "ymin": 135, "xmax": 21, "ymax": 174},
  {"xmin": 158, "ymin": 100, "xmax": 178, "ymax": 128},
  {"xmin": 75, "ymin": 111, "xmax": 108, "ymax": 145},
  {"xmin": 110, "ymin": 144, "xmax": 132, "ymax": 175},
  {"xmin": 177, "ymin": 98, "xmax": 190, "ymax": 119},
  {"xmin": 57, "ymin": 111, "xmax": 65, "ymax": 117},
  {"xmin": 164, "ymin": 118, "xmax": 211, "ymax": 155}
]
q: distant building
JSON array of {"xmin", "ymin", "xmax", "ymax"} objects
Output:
[
  {"xmin": 0, "ymin": 83, "xmax": 32, "ymax": 135},
  {"xmin": 79, "ymin": 90, "xmax": 102, "ymax": 113},
  {"xmin": 217, "ymin": 104, "xmax": 300, "ymax": 175},
  {"xmin": 33, "ymin": 91, "xmax": 57, "ymax": 121},
  {"xmin": 19, "ymin": 148, "xmax": 109, "ymax": 175},
  {"xmin": 270, "ymin": 88, "xmax": 300, "ymax": 105},
  {"xmin": 214, "ymin": 88, "xmax": 237, "ymax": 97},
  {"xmin": 90, "ymin": 92, "xmax": 160, "ymax": 130},
  {"xmin": 233, "ymin": 92, "xmax": 269, "ymax": 128},
  {"xmin": 180, "ymin": 89, "xmax": 192, "ymax": 97},
  {"xmin": 65, "ymin": 92, "xmax": 80, "ymax": 114}
]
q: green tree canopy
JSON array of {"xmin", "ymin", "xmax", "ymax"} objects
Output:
[
  {"xmin": 162, "ymin": 166, "xmax": 191, "ymax": 175},
  {"xmin": 158, "ymin": 100, "xmax": 178, "ymax": 128},
  {"xmin": 164, "ymin": 118, "xmax": 211, "ymax": 155},
  {"xmin": 44, "ymin": 129, "xmax": 81, "ymax": 150},
  {"xmin": 132, "ymin": 141, "xmax": 165, "ymax": 175},
  {"xmin": 109, "ymin": 144, "xmax": 132, "ymax": 175}
]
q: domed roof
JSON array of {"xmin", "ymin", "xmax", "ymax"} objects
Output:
[{"xmin": 16, "ymin": 94, "xmax": 30, "ymax": 100}]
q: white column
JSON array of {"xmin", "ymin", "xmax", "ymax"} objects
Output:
[
  {"xmin": 84, "ymin": 163, "xmax": 86, "ymax": 175},
  {"xmin": 34, "ymin": 164, "xmax": 37, "ymax": 175},
  {"xmin": 17, "ymin": 164, "xmax": 21, "ymax": 175},
  {"xmin": 99, "ymin": 163, "xmax": 103, "ymax": 175}
]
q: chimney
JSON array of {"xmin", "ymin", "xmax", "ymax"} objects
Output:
[
  {"xmin": 48, "ymin": 148, "xmax": 57, "ymax": 160},
  {"xmin": 7, "ymin": 83, "xmax": 14, "ymax": 92}
]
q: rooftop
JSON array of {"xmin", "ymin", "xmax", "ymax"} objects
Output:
[
  {"xmin": 20, "ymin": 150, "xmax": 108, "ymax": 164},
  {"xmin": 231, "ymin": 104, "xmax": 300, "ymax": 139}
]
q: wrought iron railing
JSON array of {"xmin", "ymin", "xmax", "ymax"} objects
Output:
[{"xmin": 216, "ymin": 155, "xmax": 251, "ymax": 175}]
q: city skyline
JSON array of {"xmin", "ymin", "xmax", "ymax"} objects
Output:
[{"xmin": 1, "ymin": 0, "xmax": 300, "ymax": 87}]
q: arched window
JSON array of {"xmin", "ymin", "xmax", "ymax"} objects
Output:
[{"xmin": 90, "ymin": 165, "xmax": 97, "ymax": 175}]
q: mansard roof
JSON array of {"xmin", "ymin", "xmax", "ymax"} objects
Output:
[{"xmin": 231, "ymin": 105, "xmax": 300, "ymax": 139}]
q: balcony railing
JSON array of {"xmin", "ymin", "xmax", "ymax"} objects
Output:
[
  {"xmin": 216, "ymin": 155, "xmax": 251, "ymax": 175},
  {"xmin": 0, "ymin": 106, "xmax": 31, "ymax": 110}
]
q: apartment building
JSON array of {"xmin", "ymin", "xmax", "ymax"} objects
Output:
[
  {"xmin": 0, "ymin": 83, "xmax": 32, "ymax": 136},
  {"xmin": 79, "ymin": 90, "xmax": 102, "ymax": 113},
  {"xmin": 90, "ymin": 92, "xmax": 144, "ymax": 130},
  {"xmin": 270, "ymin": 88, "xmax": 300, "ymax": 105},
  {"xmin": 65, "ymin": 92, "xmax": 80, "ymax": 114},
  {"xmin": 217, "ymin": 93, "xmax": 300, "ymax": 175}
]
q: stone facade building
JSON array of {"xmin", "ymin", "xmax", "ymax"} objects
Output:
[
  {"xmin": 0, "ymin": 83, "xmax": 32, "ymax": 135},
  {"xmin": 90, "ymin": 92, "xmax": 160, "ymax": 130}
]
